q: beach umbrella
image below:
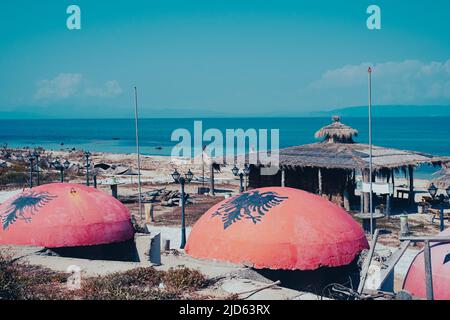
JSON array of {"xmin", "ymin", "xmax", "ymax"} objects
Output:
[
  {"xmin": 185, "ymin": 187, "xmax": 368, "ymax": 270},
  {"xmin": 402, "ymin": 228, "xmax": 450, "ymax": 300},
  {"xmin": 0, "ymin": 183, "xmax": 133, "ymax": 248}
]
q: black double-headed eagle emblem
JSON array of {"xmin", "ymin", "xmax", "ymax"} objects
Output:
[
  {"xmin": 212, "ymin": 190, "xmax": 288, "ymax": 229},
  {"xmin": 1, "ymin": 191, "xmax": 57, "ymax": 230}
]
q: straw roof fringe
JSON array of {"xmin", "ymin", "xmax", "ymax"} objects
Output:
[
  {"xmin": 226, "ymin": 143, "xmax": 446, "ymax": 173},
  {"xmin": 433, "ymin": 174, "xmax": 450, "ymax": 188},
  {"xmin": 431, "ymin": 166, "xmax": 450, "ymax": 188}
]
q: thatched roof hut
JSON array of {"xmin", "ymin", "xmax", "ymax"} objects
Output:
[
  {"xmin": 314, "ymin": 116, "xmax": 358, "ymax": 143},
  {"xmin": 233, "ymin": 117, "xmax": 448, "ymax": 212},
  {"xmin": 232, "ymin": 117, "xmax": 446, "ymax": 172}
]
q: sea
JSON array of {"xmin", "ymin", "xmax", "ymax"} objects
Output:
[{"xmin": 0, "ymin": 117, "xmax": 449, "ymax": 178}]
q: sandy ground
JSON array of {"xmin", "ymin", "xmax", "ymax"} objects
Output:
[
  {"xmin": 1, "ymin": 244, "xmax": 320, "ymax": 300},
  {"xmin": 1, "ymin": 148, "xmax": 448, "ymax": 299}
]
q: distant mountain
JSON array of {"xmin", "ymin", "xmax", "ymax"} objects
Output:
[
  {"xmin": 2, "ymin": 104, "xmax": 449, "ymax": 119},
  {"xmin": 0, "ymin": 106, "xmax": 231, "ymax": 119},
  {"xmin": 310, "ymin": 105, "xmax": 450, "ymax": 117}
]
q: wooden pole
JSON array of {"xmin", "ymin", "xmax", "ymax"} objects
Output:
[
  {"xmin": 343, "ymin": 187, "xmax": 350, "ymax": 211},
  {"xmin": 210, "ymin": 163, "xmax": 215, "ymax": 196},
  {"xmin": 408, "ymin": 166, "xmax": 414, "ymax": 205},
  {"xmin": 424, "ymin": 240, "xmax": 434, "ymax": 300},
  {"xmin": 134, "ymin": 86, "xmax": 143, "ymax": 220},
  {"xmin": 386, "ymin": 193, "xmax": 391, "ymax": 217},
  {"xmin": 360, "ymin": 192, "xmax": 364, "ymax": 214},
  {"xmin": 362, "ymin": 169, "xmax": 370, "ymax": 213},
  {"xmin": 202, "ymin": 146, "xmax": 205, "ymax": 188},
  {"xmin": 368, "ymin": 67, "xmax": 374, "ymax": 235},
  {"xmin": 391, "ymin": 170, "xmax": 395, "ymax": 189},
  {"xmin": 318, "ymin": 168, "xmax": 323, "ymax": 195}
]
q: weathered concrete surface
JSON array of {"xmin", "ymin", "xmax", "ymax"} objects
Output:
[
  {"xmin": 146, "ymin": 225, "xmax": 192, "ymax": 249},
  {"xmin": 2, "ymin": 244, "xmax": 241, "ymax": 278},
  {"xmin": 0, "ymin": 189, "xmax": 21, "ymax": 204},
  {"xmin": 2, "ymin": 244, "xmax": 329, "ymax": 299},
  {"xmin": 221, "ymin": 279, "xmax": 325, "ymax": 300}
]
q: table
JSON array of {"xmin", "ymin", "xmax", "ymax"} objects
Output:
[{"xmin": 396, "ymin": 188, "xmax": 427, "ymax": 200}]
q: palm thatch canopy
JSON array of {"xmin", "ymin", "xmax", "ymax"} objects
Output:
[{"xmin": 314, "ymin": 116, "xmax": 358, "ymax": 143}]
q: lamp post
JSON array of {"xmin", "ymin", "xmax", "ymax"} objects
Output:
[
  {"xmin": 32, "ymin": 150, "xmax": 40, "ymax": 186},
  {"xmin": 232, "ymin": 164, "xmax": 250, "ymax": 193},
  {"xmin": 28, "ymin": 153, "xmax": 35, "ymax": 188},
  {"xmin": 171, "ymin": 169, "xmax": 193, "ymax": 249},
  {"xmin": 428, "ymin": 183, "xmax": 450, "ymax": 232},
  {"xmin": 84, "ymin": 151, "xmax": 91, "ymax": 186},
  {"xmin": 52, "ymin": 159, "xmax": 70, "ymax": 183}
]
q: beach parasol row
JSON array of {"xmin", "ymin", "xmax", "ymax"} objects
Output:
[
  {"xmin": 186, "ymin": 187, "xmax": 369, "ymax": 270},
  {"xmin": 0, "ymin": 183, "xmax": 134, "ymax": 248}
]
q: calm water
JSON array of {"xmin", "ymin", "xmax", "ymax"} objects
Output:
[{"xmin": 1, "ymin": 117, "xmax": 449, "ymax": 177}]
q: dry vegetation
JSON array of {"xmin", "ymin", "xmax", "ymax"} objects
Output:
[
  {"xmin": 0, "ymin": 250, "xmax": 212, "ymax": 300},
  {"xmin": 0, "ymin": 250, "xmax": 70, "ymax": 300}
]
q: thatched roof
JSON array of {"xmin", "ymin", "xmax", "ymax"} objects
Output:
[
  {"xmin": 226, "ymin": 142, "xmax": 446, "ymax": 172},
  {"xmin": 276, "ymin": 143, "xmax": 445, "ymax": 171},
  {"xmin": 431, "ymin": 167, "xmax": 450, "ymax": 188},
  {"xmin": 433, "ymin": 174, "xmax": 450, "ymax": 189},
  {"xmin": 314, "ymin": 116, "xmax": 358, "ymax": 143}
]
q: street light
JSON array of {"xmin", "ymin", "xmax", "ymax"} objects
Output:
[
  {"xmin": 171, "ymin": 168, "xmax": 193, "ymax": 249},
  {"xmin": 427, "ymin": 183, "xmax": 450, "ymax": 232},
  {"xmin": 64, "ymin": 159, "xmax": 71, "ymax": 170},
  {"xmin": 84, "ymin": 151, "xmax": 91, "ymax": 186},
  {"xmin": 52, "ymin": 159, "xmax": 70, "ymax": 183},
  {"xmin": 171, "ymin": 169, "xmax": 181, "ymax": 183},
  {"xmin": 232, "ymin": 164, "xmax": 250, "ymax": 193},
  {"xmin": 27, "ymin": 152, "xmax": 35, "ymax": 188},
  {"xmin": 185, "ymin": 169, "xmax": 194, "ymax": 182},
  {"xmin": 32, "ymin": 150, "xmax": 40, "ymax": 186},
  {"xmin": 428, "ymin": 183, "xmax": 438, "ymax": 199}
]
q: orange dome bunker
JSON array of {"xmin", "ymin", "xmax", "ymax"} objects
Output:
[
  {"xmin": 186, "ymin": 187, "xmax": 368, "ymax": 270},
  {"xmin": 0, "ymin": 183, "xmax": 134, "ymax": 248}
]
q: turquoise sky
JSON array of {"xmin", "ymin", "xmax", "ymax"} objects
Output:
[{"xmin": 0, "ymin": 0, "xmax": 449, "ymax": 118}]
